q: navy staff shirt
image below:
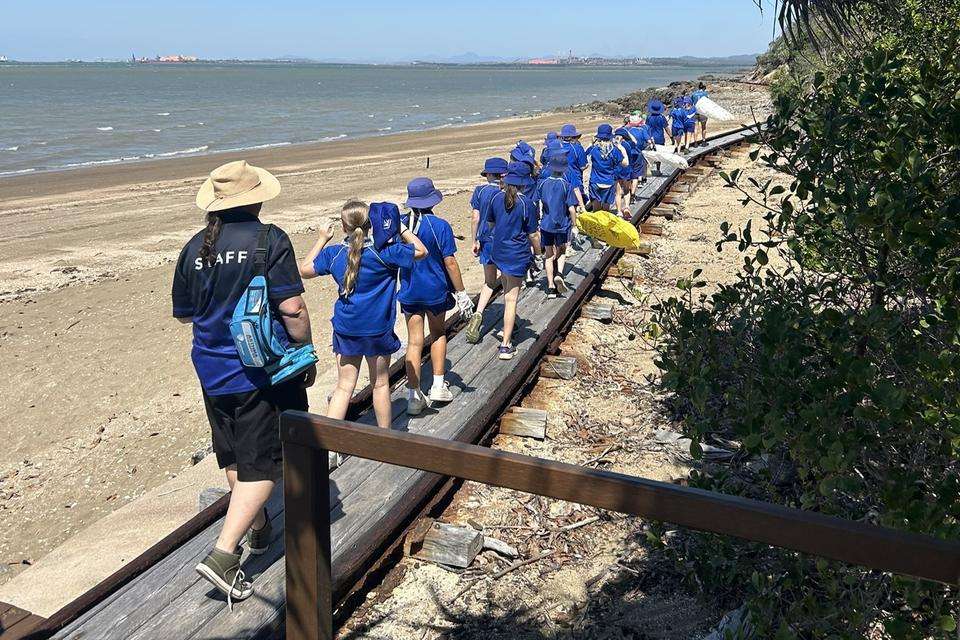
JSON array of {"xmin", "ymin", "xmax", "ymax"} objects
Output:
[{"xmin": 172, "ymin": 212, "xmax": 305, "ymax": 396}]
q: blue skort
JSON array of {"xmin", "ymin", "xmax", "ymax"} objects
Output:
[
  {"xmin": 401, "ymin": 295, "xmax": 456, "ymax": 317},
  {"xmin": 540, "ymin": 229, "xmax": 570, "ymax": 247},
  {"xmin": 478, "ymin": 239, "xmax": 494, "ymax": 266},
  {"xmin": 332, "ymin": 330, "xmax": 401, "ymax": 357},
  {"xmin": 589, "ymin": 183, "xmax": 617, "ymax": 206}
]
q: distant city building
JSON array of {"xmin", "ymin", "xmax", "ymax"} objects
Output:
[
  {"xmin": 528, "ymin": 58, "xmax": 560, "ymax": 65},
  {"xmin": 135, "ymin": 54, "xmax": 198, "ymax": 63}
]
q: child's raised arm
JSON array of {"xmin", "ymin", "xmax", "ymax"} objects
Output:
[
  {"xmin": 298, "ymin": 219, "xmax": 334, "ymax": 278},
  {"xmin": 400, "ymin": 226, "xmax": 429, "ymax": 260}
]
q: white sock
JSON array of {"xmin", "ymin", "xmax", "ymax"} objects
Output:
[{"xmin": 431, "ymin": 376, "xmax": 446, "ymax": 391}]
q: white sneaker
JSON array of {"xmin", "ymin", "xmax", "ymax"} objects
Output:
[
  {"xmin": 429, "ymin": 381, "xmax": 454, "ymax": 403},
  {"xmin": 554, "ymin": 276, "xmax": 568, "ymax": 295},
  {"xmin": 328, "ymin": 451, "xmax": 343, "ymax": 470},
  {"xmin": 407, "ymin": 390, "xmax": 428, "ymax": 416}
]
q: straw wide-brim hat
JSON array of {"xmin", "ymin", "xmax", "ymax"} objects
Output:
[{"xmin": 196, "ymin": 160, "xmax": 281, "ymax": 212}]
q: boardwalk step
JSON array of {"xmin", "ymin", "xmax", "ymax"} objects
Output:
[
  {"xmin": 539, "ymin": 355, "xmax": 579, "ymax": 381},
  {"xmin": 500, "ymin": 407, "xmax": 548, "ymax": 440}
]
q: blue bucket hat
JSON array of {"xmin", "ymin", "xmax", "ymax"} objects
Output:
[
  {"xmin": 544, "ymin": 140, "xmax": 565, "ymax": 162},
  {"xmin": 596, "ymin": 124, "xmax": 614, "ymax": 141},
  {"xmin": 682, "ymin": 96, "xmax": 693, "ymax": 106},
  {"xmin": 510, "ymin": 140, "xmax": 536, "ymax": 165},
  {"xmin": 404, "ymin": 177, "xmax": 443, "ymax": 209},
  {"xmin": 548, "ymin": 153, "xmax": 569, "ymax": 171},
  {"xmin": 673, "ymin": 96, "xmax": 685, "ymax": 108},
  {"xmin": 369, "ymin": 201, "xmax": 402, "ymax": 250},
  {"xmin": 481, "ymin": 157, "xmax": 509, "ymax": 176},
  {"xmin": 560, "ymin": 123, "xmax": 581, "ymax": 138},
  {"xmin": 504, "ymin": 161, "xmax": 534, "ymax": 187},
  {"xmin": 648, "ymin": 99, "xmax": 664, "ymax": 114},
  {"xmin": 545, "ymin": 131, "xmax": 558, "ymax": 145}
]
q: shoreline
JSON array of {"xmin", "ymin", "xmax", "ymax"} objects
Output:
[{"xmin": 0, "ymin": 110, "xmax": 573, "ymax": 204}]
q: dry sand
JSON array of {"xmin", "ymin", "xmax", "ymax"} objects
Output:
[
  {"xmin": 339, "ymin": 146, "xmax": 779, "ymax": 639},
  {"xmin": 0, "ymin": 81, "xmax": 771, "ymax": 609}
]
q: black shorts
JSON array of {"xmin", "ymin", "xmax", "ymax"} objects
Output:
[{"xmin": 202, "ymin": 381, "xmax": 308, "ymax": 482}]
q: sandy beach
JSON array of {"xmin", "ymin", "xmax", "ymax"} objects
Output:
[{"xmin": 0, "ymin": 80, "xmax": 770, "ymax": 599}]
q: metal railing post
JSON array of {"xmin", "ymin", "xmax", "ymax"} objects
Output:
[{"xmin": 283, "ymin": 441, "xmax": 332, "ymax": 640}]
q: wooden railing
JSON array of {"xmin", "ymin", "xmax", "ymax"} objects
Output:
[{"xmin": 280, "ymin": 411, "xmax": 960, "ymax": 640}]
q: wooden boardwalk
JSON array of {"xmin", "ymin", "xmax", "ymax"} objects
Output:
[{"xmin": 49, "ymin": 128, "xmax": 753, "ymax": 640}]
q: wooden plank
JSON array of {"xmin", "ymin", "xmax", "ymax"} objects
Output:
[
  {"xmin": 625, "ymin": 243, "xmax": 652, "ymax": 257},
  {"xmin": 539, "ymin": 355, "xmax": 578, "ymax": 380},
  {"xmin": 638, "ymin": 222, "xmax": 663, "ymax": 236},
  {"xmin": 412, "ymin": 522, "xmax": 482, "ymax": 568},
  {"xmin": 0, "ymin": 603, "xmax": 33, "ymax": 635},
  {"xmin": 582, "ymin": 300, "xmax": 615, "ymax": 322},
  {"xmin": 500, "ymin": 407, "xmax": 548, "ymax": 440},
  {"xmin": 402, "ymin": 518, "xmax": 436, "ymax": 557},
  {"xmin": 661, "ymin": 194, "xmax": 684, "ymax": 205},
  {"xmin": 283, "ymin": 416, "xmax": 960, "ymax": 586},
  {"xmin": 649, "ymin": 207, "xmax": 674, "ymax": 220}
]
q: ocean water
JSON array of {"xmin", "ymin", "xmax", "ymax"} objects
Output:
[{"xmin": 0, "ymin": 63, "xmax": 734, "ymax": 177}]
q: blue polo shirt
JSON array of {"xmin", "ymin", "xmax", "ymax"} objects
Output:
[
  {"xmin": 398, "ymin": 212, "xmax": 456, "ymax": 306},
  {"xmin": 563, "ymin": 141, "xmax": 588, "ymax": 183},
  {"xmin": 534, "ymin": 175, "xmax": 578, "ymax": 233},
  {"xmin": 313, "ymin": 240, "xmax": 414, "ymax": 337},
  {"xmin": 172, "ymin": 213, "xmax": 304, "ymax": 396},
  {"xmin": 670, "ymin": 107, "xmax": 688, "ymax": 133},
  {"xmin": 646, "ymin": 113, "xmax": 668, "ymax": 144},
  {"xmin": 587, "ymin": 144, "xmax": 625, "ymax": 187},
  {"xmin": 471, "ymin": 182, "xmax": 501, "ymax": 243},
  {"xmin": 485, "ymin": 191, "xmax": 539, "ymax": 277}
]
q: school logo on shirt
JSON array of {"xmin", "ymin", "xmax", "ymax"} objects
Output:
[{"xmin": 383, "ymin": 218, "xmax": 392, "ymax": 230}]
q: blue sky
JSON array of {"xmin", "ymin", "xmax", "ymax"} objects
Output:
[{"xmin": 2, "ymin": 1, "xmax": 779, "ymax": 62}]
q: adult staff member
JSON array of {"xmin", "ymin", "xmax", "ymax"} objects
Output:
[{"xmin": 172, "ymin": 160, "xmax": 315, "ymax": 604}]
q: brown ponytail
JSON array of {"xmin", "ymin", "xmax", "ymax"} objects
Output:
[
  {"xmin": 340, "ymin": 199, "xmax": 370, "ymax": 297},
  {"xmin": 504, "ymin": 184, "xmax": 519, "ymax": 211},
  {"xmin": 198, "ymin": 212, "xmax": 222, "ymax": 267}
]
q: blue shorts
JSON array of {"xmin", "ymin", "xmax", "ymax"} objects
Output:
[
  {"xmin": 685, "ymin": 123, "xmax": 696, "ymax": 133},
  {"xmin": 671, "ymin": 127, "xmax": 686, "ymax": 138},
  {"xmin": 478, "ymin": 239, "xmax": 494, "ymax": 266},
  {"xmin": 589, "ymin": 183, "xmax": 617, "ymax": 206},
  {"xmin": 540, "ymin": 229, "xmax": 570, "ymax": 247},
  {"xmin": 401, "ymin": 295, "xmax": 455, "ymax": 317},
  {"xmin": 332, "ymin": 330, "xmax": 401, "ymax": 357},
  {"xmin": 494, "ymin": 251, "xmax": 532, "ymax": 278},
  {"xmin": 615, "ymin": 165, "xmax": 633, "ymax": 181},
  {"xmin": 651, "ymin": 131, "xmax": 665, "ymax": 145}
]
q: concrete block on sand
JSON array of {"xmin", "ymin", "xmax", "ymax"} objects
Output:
[{"xmin": 0, "ymin": 456, "xmax": 229, "ymax": 616}]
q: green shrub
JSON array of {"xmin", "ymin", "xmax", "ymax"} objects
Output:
[{"xmin": 651, "ymin": 4, "xmax": 960, "ymax": 637}]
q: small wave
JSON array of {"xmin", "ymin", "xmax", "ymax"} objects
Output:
[
  {"xmin": 367, "ymin": 114, "xmax": 375, "ymax": 118},
  {"xmin": 63, "ymin": 157, "xmax": 127, "ymax": 168},
  {"xmin": 197, "ymin": 122, "xmax": 205, "ymax": 125},
  {"xmin": 471, "ymin": 112, "xmax": 481, "ymax": 116},
  {"xmin": 0, "ymin": 168, "xmax": 36, "ymax": 177},
  {"xmin": 319, "ymin": 134, "xmax": 347, "ymax": 142},
  {"xmin": 378, "ymin": 127, "xmax": 392, "ymax": 132},
  {"xmin": 152, "ymin": 129, "xmax": 162, "ymax": 132},
  {"xmin": 96, "ymin": 127, "xmax": 114, "ymax": 131},
  {"xmin": 156, "ymin": 112, "xmax": 170, "ymax": 116},
  {"xmin": 155, "ymin": 145, "xmax": 209, "ymax": 157},
  {"xmin": 411, "ymin": 104, "xmax": 421, "ymax": 108},
  {"xmin": 2, "ymin": 146, "xmax": 18, "ymax": 152},
  {"xmin": 218, "ymin": 142, "xmax": 291, "ymax": 153}
]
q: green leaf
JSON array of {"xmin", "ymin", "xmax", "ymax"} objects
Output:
[{"xmin": 940, "ymin": 615, "xmax": 957, "ymax": 632}]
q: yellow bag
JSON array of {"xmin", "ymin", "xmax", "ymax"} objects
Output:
[{"xmin": 576, "ymin": 210, "xmax": 641, "ymax": 249}]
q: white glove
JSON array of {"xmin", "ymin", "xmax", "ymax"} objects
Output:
[{"xmin": 454, "ymin": 290, "xmax": 474, "ymax": 318}]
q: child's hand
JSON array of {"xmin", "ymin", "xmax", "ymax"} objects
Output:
[
  {"xmin": 473, "ymin": 241, "xmax": 480, "ymax": 257},
  {"xmin": 317, "ymin": 218, "xmax": 335, "ymax": 242}
]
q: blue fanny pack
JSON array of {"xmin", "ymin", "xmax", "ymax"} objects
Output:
[{"xmin": 230, "ymin": 225, "xmax": 318, "ymax": 386}]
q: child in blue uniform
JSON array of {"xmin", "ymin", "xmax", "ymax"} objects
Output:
[
  {"xmin": 465, "ymin": 158, "xmax": 507, "ymax": 344},
  {"xmin": 399, "ymin": 178, "xmax": 474, "ymax": 415},
  {"xmin": 586, "ymin": 124, "xmax": 629, "ymax": 215},
  {"xmin": 559, "ymin": 123, "xmax": 588, "ymax": 205},
  {"xmin": 534, "ymin": 153, "xmax": 579, "ymax": 299},
  {"xmin": 690, "ymin": 82, "xmax": 709, "ymax": 146},
  {"xmin": 683, "ymin": 96, "xmax": 697, "ymax": 149},
  {"xmin": 510, "ymin": 141, "xmax": 540, "ymax": 200},
  {"xmin": 299, "ymin": 199, "xmax": 427, "ymax": 429},
  {"xmin": 628, "ymin": 117, "xmax": 653, "ymax": 187},
  {"xmin": 479, "ymin": 162, "xmax": 542, "ymax": 360},
  {"xmin": 646, "ymin": 100, "xmax": 668, "ymax": 175},
  {"xmin": 669, "ymin": 98, "xmax": 689, "ymax": 153},
  {"xmin": 614, "ymin": 125, "xmax": 639, "ymax": 216},
  {"xmin": 540, "ymin": 132, "xmax": 558, "ymax": 165}
]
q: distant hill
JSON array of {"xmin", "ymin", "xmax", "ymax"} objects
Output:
[{"xmin": 646, "ymin": 54, "xmax": 760, "ymax": 67}]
